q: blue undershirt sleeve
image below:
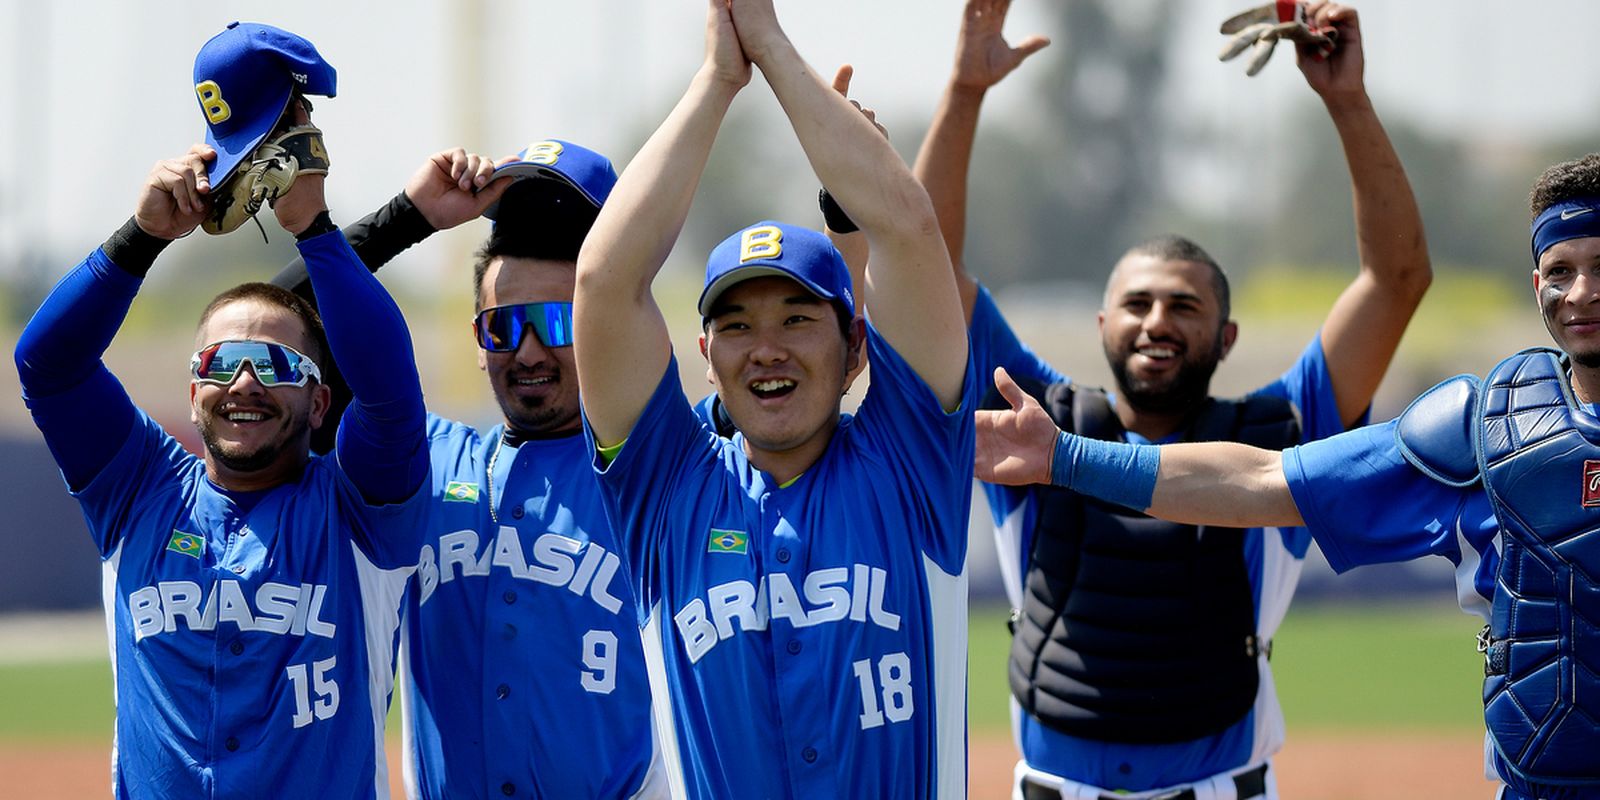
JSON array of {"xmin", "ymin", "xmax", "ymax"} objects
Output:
[
  {"xmin": 14, "ymin": 248, "xmax": 145, "ymax": 490},
  {"xmin": 1050, "ymin": 431, "xmax": 1160, "ymax": 511},
  {"xmin": 300, "ymin": 228, "xmax": 427, "ymax": 505},
  {"xmin": 967, "ymin": 283, "xmax": 1067, "ymax": 388}
]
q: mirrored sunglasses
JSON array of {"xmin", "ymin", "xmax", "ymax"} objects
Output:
[
  {"xmin": 190, "ymin": 340, "xmax": 322, "ymax": 387},
  {"xmin": 474, "ymin": 302, "xmax": 575, "ymax": 353}
]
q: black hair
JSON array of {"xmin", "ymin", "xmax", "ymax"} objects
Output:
[
  {"xmin": 1121, "ymin": 234, "xmax": 1231, "ymax": 322},
  {"xmin": 472, "ymin": 180, "xmax": 600, "ymax": 313},
  {"xmin": 1530, "ymin": 154, "xmax": 1600, "ymax": 221}
]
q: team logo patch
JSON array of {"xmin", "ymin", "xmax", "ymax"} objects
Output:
[
  {"xmin": 444, "ymin": 482, "xmax": 480, "ymax": 503},
  {"xmin": 707, "ymin": 529, "xmax": 749, "ymax": 555},
  {"xmin": 1584, "ymin": 461, "xmax": 1600, "ymax": 508},
  {"xmin": 166, "ymin": 531, "xmax": 204, "ymax": 559}
]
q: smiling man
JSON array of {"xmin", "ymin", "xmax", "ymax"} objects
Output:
[
  {"xmin": 268, "ymin": 139, "xmax": 667, "ymax": 798},
  {"xmin": 911, "ymin": 2, "xmax": 1432, "ymax": 797},
  {"xmin": 572, "ymin": 0, "xmax": 973, "ymax": 798},
  {"xmin": 974, "ymin": 151, "xmax": 1600, "ymax": 800},
  {"xmin": 400, "ymin": 144, "xmax": 665, "ymax": 800},
  {"xmin": 11, "ymin": 24, "xmax": 428, "ymax": 800}
]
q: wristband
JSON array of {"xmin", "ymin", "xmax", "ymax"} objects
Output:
[
  {"xmin": 1050, "ymin": 431, "xmax": 1160, "ymax": 511},
  {"xmin": 819, "ymin": 188, "xmax": 859, "ymax": 234},
  {"xmin": 103, "ymin": 216, "xmax": 172, "ymax": 278},
  {"xmin": 295, "ymin": 210, "xmax": 337, "ymax": 241}
]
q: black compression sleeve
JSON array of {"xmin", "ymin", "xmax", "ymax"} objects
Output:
[{"xmin": 100, "ymin": 217, "xmax": 172, "ymax": 278}]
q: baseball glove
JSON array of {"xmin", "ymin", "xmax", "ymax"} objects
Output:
[
  {"xmin": 1218, "ymin": 1, "xmax": 1336, "ymax": 77},
  {"xmin": 202, "ymin": 125, "xmax": 331, "ymax": 236}
]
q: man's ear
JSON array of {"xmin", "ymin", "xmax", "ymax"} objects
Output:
[
  {"xmin": 845, "ymin": 316, "xmax": 866, "ymax": 374},
  {"xmin": 189, "ymin": 382, "xmax": 200, "ymax": 426},
  {"xmin": 1218, "ymin": 320, "xmax": 1239, "ymax": 361},
  {"xmin": 473, "ymin": 321, "xmax": 489, "ymax": 372},
  {"xmin": 308, "ymin": 383, "xmax": 332, "ymax": 430},
  {"xmin": 699, "ymin": 333, "xmax": 715, "ymax": 385}
]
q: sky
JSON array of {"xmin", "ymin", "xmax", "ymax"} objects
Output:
[{"xmin": 5, "ymin": 0, "xmax": 1600, "ymax": 283}]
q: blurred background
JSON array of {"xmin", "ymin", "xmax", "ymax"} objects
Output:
[{"xmin": 2, "ymin": 0, "xmax": 1590, "ymax": 796}]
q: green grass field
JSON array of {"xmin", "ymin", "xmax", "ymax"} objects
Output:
[{"xmin": 0, "ymin": 603, "xmax": 1485, "ymax": 744}]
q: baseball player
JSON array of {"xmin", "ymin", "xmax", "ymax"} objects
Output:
[
  {"xmin": 912, "ymin": 2, "xmax": 1431, "ymax": 797},
  {"xmin": 269, "ymin": 142, "xmax": 667, "ymax": 798},
  {"xmin": 573, "ymin": 0, "xmax": 973, "ymax": 797},
  {"xmin": 11, "ymin": 23, "xmax": 428, "ymax": 800},
  {"xmin": 973, "ymin": 151, "xmax": 1600, "ymax": 800}
]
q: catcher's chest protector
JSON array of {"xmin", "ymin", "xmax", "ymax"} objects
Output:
[
  {"xmin": 1479, "ymin": 349, "xmax": 1600, "ymax": 785},
  {"xmin": 1007, "ymin": 382, "xmax": 1299, "ymax": 743}
]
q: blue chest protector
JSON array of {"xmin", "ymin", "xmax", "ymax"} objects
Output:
[{"xmin": 1398, "ymin": 348, "xmax": 1600, "ymax": 786}]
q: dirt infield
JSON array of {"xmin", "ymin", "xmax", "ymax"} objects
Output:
[{"xmin": 0, "ymin": 730, "xmax": 1495, "ymax": 798}]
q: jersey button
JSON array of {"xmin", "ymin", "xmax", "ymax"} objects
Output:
[
  {"xmin": 801, "ymin": 746, "xmax": 817, "ymax": 763},
  {"xmin": 776, "ymin": 548, "xmax": 791, "ymax": 564},
  {"xmin": 503, "ymin": 623, "xmax": 518, "ymax": 641},
  {"xmin": 496, "ymin": 684, "xmax": 511, "ymax": 699},
  {"xmin": 787, "ymin": 640, "xmax": 801, "ymax": 655},
  {"xmin": 503, "ymin": 590, "xmax": 517, "ymax": 605},
  {"xmin": 500, "ymin": 782, "xmax": 515, "ymax": 796},
  {"xmin": 511, "ymin": 506, "xmax": 524, "ymax": 519},
  {"xmin": 229, "ymin": 641, "xmax": 243, "ymax": 656},
  {"xmin": 225, "ymin": 737, "xmax": 239, "ymax": 752}
]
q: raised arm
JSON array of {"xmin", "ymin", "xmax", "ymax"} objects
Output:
[
  {"xmin": 269, "ymin": 149, "xmax": 508, "ymax": 298},
  {"xmin": 976, "ymin": 367, "xmax": 1304, "ymax": 527},
  {"xmin": 912, "ymin": 0, "xmax": 1049, "ymax": 322},
  {"xmin": 823, "ymin": 65, "xmax": 874, "ymax": 298},
  {"xmin": 729, "ymin": 0, "xmax": 968, "ymax": 409},
  {"xmin": 271, "ymin": 147, "xmax": 428, "ymax": 506},
  {"xmin": 268, "ymin": 149, "xmax": 507, "ymax": 455},
  {"xmin": 575, "ymin": 0, "xmax": 749, "ymax": 446},
  {"xmin": 14, "ymin": 145, "xmax": 214, "ymax": 488},
  {"xmin": 1296, "ymin": 2, "xmax": 1431, "ymax": 427}
]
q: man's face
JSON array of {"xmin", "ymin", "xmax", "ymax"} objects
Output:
[
  {"xmin": 477, "ymin": 256, "xmax": 582, "ymax": 436},
  {"xmin": 1097, "ymin": 254, "xmax": 1236, "ymax": 414},
  {"xmin": 1535, "ymin": 236, "xmax": 1600, "ymax": 368},
  {"xmin": 700, "ymin": 276, "xmax": 862, "ymax": 457},
  {"xmin": 189, "ymin": 300, "xmax": 328, "ymax": 478}
]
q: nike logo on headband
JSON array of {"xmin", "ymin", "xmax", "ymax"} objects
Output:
[{"xmin": 1562, "ymin": 208, "xmax": 1595, "ymax": 221}]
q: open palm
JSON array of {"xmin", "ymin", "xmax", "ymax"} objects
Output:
[{"xmin": 953, "ymin": 0, "xmax": 1051, "ymax": 91}]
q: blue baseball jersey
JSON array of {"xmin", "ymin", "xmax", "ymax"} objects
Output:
[
  {"xmin": 79, "ymin": 413, "xmax": 423, "ymax": 800},
  {"xmin": 589, "ymin": 326, "xmax": 976, "ymax": 800},
  {"xmin": 1282, "ymin": 413, "xmax": 1597, "ymax": 800},
  {"xmin": 18, "ymin": 231, "xmax": 430, "ymax": 800},
  {"xmin": 400, "ymin": 415, "xmax": 662, "ymax": 799},
  {"xmin": 969, "ymin": 285, "xmax": 1353, "ymax": 790}
]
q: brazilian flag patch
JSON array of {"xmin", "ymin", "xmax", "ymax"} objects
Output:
[
  {"xmin": 166, "ymin": 531, "xmax": 204, "ymax": 559},
  {"xmin": 707, "ymin": 529, "xmax": 749, "ymax": 555},
  {"xmin": 444, "ymin": 482, "xmax": 480, "ymax": 503}
]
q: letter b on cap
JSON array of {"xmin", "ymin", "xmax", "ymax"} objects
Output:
[
  {"xmin": 523, "ymin": 141, "xmax": 563, "ymax": 165},
  {"xmin": 740, "ymin": 226, "xmax": 783, "ymax": 264},
  {"xmin": 195, "ymin": 81, "xmax": 231, "ymax": 125}
]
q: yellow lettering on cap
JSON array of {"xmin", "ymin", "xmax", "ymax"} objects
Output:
[
  {"xmin": 740, "ymin": 226, "xmax": 783, "ymax": 263},
  {"xmin": 195, "ymin": 81, "xmax": 231, "ymax": 125},
  {"xmin": 524, "ymin": 141, "xmax": 563, "ymax": 165}
]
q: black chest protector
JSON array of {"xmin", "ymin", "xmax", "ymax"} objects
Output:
[{"xmin": 1006, "ymin": 379, "xmax": 1301, "ymax": 743}]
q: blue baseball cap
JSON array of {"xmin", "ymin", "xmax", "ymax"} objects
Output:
[
  {"xmin": 698, "ymin": 221, "xmax": 855, "ymax": 318},
  {"xmin": 484, "ymin": 139, "xmax": 618, "ymax": 221},
  {"xmin": 193, "ymin": 22, "xmax": 336, "ymax": 185}
]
